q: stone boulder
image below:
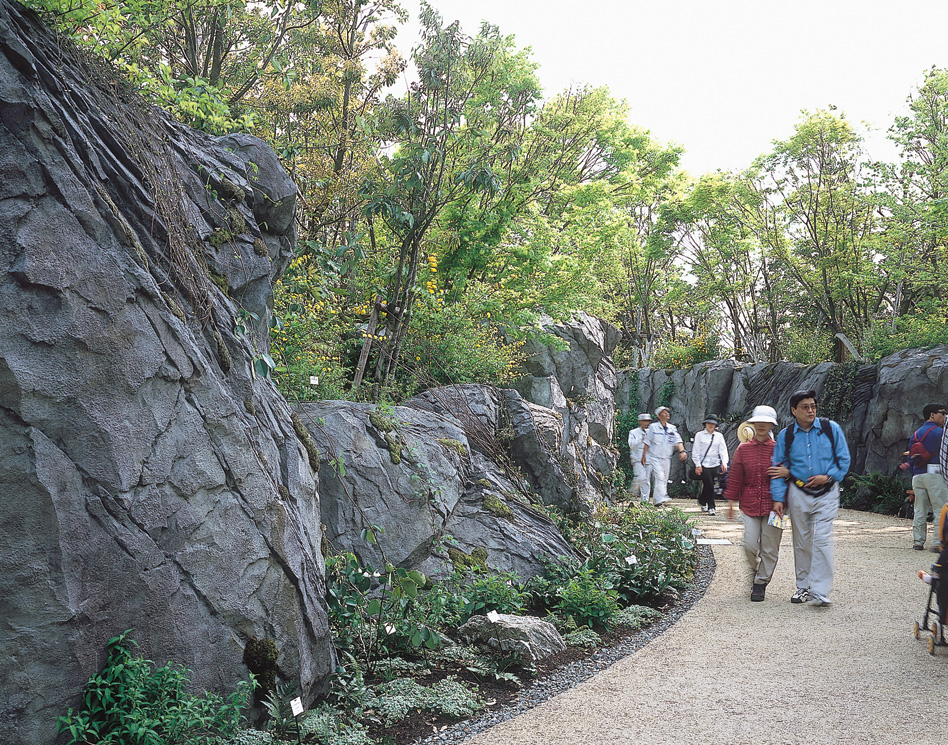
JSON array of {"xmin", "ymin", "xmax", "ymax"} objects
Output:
[
  {"xmin": 295, "ymin": 399, "xmax": 577, "ymax": 581},
  {"xmin": 862, "ymin": 348, "xmax": 948, "ymax": 476},
  {"xmin": 0, "ymin": 3, "xmax": 333, "ymax": 743},
  {"xmin": 457, "ymin": 613, "xmax": 566, "ymax": 663}
]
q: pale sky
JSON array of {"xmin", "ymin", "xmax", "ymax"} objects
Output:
[{"xmin": 398, "ymin": 0, "xmax": 948, "ymax": 176}]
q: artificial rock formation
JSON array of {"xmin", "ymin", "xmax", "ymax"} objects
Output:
[
  {"xmin": 621, "ymin": 346, "xmax": 948, "ymax": 480},
  {"xmin": 509, "ymin": 312, "xmax": 621, "ymax": 510},
  {"xmin": 0, "ymin": 3, "xmax": 333, "ymax": 743},
  {"xmin": 296, "ymin": 314, "xmax": 623, "ymax": 582},
  {"xmin": 295, "ymin": 397, "xmax": 577, "ymax": 581}
]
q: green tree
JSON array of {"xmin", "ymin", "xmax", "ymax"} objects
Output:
[
  {"xmin": 868, "ymin": 68, "xmax": 948, "ymax": 354},
  {"xmin": 743, "ymin": 111, "xmax": 883, "ymax": 361},
  {"xmin": 355, "ymin": 3, "xmax": 543, "ymax": 394},
  {"xmin": 27, "ymin": 0, "xmax": 320, "ymax": 132}
]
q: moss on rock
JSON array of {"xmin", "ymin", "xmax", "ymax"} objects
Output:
[
  {"xmin": 213, "ymin": 329, "xmax": 231, "ymax": 373},
  {"xmin": 291, "ymin": 411, "xmax": 321, "ymax": 472},
  {"xmin": 483, "ymin": 493, "xmax": 513, "ymax": 519},
  {"xmin": 218, "ymin": 178, "xmax": 246, "ymax": 203},
  {"xmin": 369, "ymin": 409, "xmax": 396, "ymax": 433},
  {"xmin": 447, "ymin": 546, "xmax": 489, "ymax": 572},
  {"xmin": 437, "ymin": 438, "xmax": 468, "ymax": 458},
  {"xmin": 385, "ymin": 432, "xmax": 404, "ymax": 464},
  {"xmin": 209, "ymin": 229, "xmax": 233, "ymax": 249}
]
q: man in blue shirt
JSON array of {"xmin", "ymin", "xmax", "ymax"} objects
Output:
[{"xmin": 770, "ymin": 389, "xmax": 851, "ymax": 607}]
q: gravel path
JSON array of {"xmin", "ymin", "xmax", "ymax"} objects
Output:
[{"xmin": 457, "ymin": 500, "xmax": 948, "ymax": 745}]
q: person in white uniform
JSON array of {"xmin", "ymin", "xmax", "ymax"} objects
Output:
[
  {"xmin": 627, "ymin": 413, "xmax": 652, "ymax": 503},
  {"xmin": 642, "ymin": 406, "xmax": 687, "ymax": 506}
]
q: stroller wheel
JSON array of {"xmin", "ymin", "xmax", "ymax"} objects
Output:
[
  {"xmin": 930, "ymin": 635, "xmax": 937, "ymax": 655},
  {"xmin": 915, "ymin": 620, "xmax": 922, "ymax": 639},
  {"xmin": 932, "ymin": 620, "xmax": 941, "ymax": 636}
]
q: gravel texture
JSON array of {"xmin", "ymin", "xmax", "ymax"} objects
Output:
[{"xmin": 417, "ymin": 500, "xmax": 948, "ymax": 745}]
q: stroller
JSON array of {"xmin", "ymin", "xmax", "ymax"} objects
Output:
[{"xmin": 915, "ymin": 504, "xmax": 948, "ymax": 655}]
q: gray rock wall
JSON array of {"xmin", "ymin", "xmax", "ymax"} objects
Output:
[
  {"xmin": 0, "ymin": 3, "xmax": 332, "ymax": 743},
  {"xmin": 618, "ymin": 347, "xmax": 948, "ymax": 479},
  {"xmin": 510, "ymin": 312, "xmax": 621, "ymax": 509},
  {"xmin": 296, "ymin": 394, "xmax": 577, "ymax": 582}
]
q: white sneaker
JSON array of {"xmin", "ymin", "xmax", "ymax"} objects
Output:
[
  {"xmin": 807, "ymin": 593, "xmax": 831, "ymax": 607},
  {"xmin": 700, "ymin": 505, "xmax": 708, "ymax": 512},
  {"xmin": 707, "ymin": 508, "xmax": 716, "ymax": 516},
  {"xmin": 790, "ymin": 588, "xmax": 810, "ymax": 604}
]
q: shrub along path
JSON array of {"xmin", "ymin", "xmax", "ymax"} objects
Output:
[{"xmin": 461, "ymin": 501, "xmax": 948, "ymax": 745}]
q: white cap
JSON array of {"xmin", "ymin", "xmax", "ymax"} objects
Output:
[
  {"xmin": 638, "ymin": 413, "xmax": 652, "ymax": 421},
  {"xmin": 655, "ymin": 406, "xmax": 670, "ymax": 416},
  {"xmin": 746, "ymin": 405, "xmax": 778, "ymax": 425}
]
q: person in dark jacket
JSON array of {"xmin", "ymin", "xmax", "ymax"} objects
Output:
[{"xmin": 725, "ymin": 405, "xmax": 782, "ymax": 602}]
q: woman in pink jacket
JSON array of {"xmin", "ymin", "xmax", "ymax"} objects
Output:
[{"xmin": 724, "ymin": 405, "xmax": 783, "ymax": 602}]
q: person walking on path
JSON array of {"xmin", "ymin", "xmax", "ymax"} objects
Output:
[
  {"xmin": 691, "ymin": 414, "xmax": 728, "ymax": 515},
  {"xmin": 724, "ymin": 405, "xmax": 781, "ymax": 602},
  {"xmin": 770, "ymin": 388, "xmax": 850, "ymax": 607},
  {"xmin": 901, "ymin": 402, "xmax": 947, "ymax": 552},
  {"xmin": 642, "ymin": 406, "xmax": 687, "ymax": 507},
  {"xmin": 627, "ymin": 413, "xmax": 653, "ymax": 504}
]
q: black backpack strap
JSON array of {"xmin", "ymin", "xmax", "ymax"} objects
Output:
[{"xmin": 819, "ymin": 417, "xmax": 840, "ymax": 470}]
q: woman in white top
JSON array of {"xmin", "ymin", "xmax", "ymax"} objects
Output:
[{"xmin": 692, "ymin": 414, "xmax": 729, "ymax": 515}]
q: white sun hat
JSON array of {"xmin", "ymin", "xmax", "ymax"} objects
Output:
[{"xmin": 746, "ymin": 405, "xmax": 778, "ymax": 425}]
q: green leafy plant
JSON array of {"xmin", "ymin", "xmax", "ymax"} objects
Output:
[
  {"xmin": 325, "ymin": 551, "xmax": 441, "ymax": 669},
  {"xmin": 563, "ymin": 627, "xmax": 602, "ymax": 648},
  {"xmin": 261, "ymin": 682, "xmax": 297, "ymax": 739},
  {"xmin": 453, "ymin": 568, "xmax": 527, "ymax": 624},
  {"xmin": 844, "ymin": 472, "xmax": 910, "ymax": 515},
  {"xmin": 431, "ymin": 645, "xmax": 521, "ymax": 686},
  {"xmin": 373, "ymin": 677, "xmax": 483, "ymax": 726},
  {"xmin": 657, "ymin": 380, "xmax": 676, "ymax": 407},
  {"xmin": 552, "ymin": 568, "xmax": 619, "ymax": 627},
  {"xmin": 610, "ymin": 604, "xmax": 664, "ymax": 630},
  {"xmin": 58, "ymin": 631, "xmax": 252, "ymax": 745},
  {"xmin": 530, "ymin": 503, "xmax": 696, "ymax": 611},
  {"xmin": 653, "ymin": 322, "xmax": 721, "ymax": 369}
]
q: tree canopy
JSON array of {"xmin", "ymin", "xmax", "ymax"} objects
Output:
[{"xmin": 26, "ymin": 0, "xmax": 948, "ymax": 399}]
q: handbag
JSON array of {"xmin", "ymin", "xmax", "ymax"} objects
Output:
[{"xmin": 688, "ymin": 438, "xmax": 714, "ymax": 480}]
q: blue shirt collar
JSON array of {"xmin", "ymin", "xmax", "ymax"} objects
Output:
[{"xmin": 792, "ymin": 417, "xmax": 823, "ymax": 435}]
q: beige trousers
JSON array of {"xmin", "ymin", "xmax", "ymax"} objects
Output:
[{"xmin": 741, "ymin": 512, "xmax": 784, "ymax": 585}]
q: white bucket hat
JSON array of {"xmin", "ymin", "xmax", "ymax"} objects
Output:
[
  {"xmin": 638, "ymin": 413, "xmax": 652, "ymax": 421},
  {"xmin": 746, "ymin": 405, "xmax": 778, "ymax": 425}
]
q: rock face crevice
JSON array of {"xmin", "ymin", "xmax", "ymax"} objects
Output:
[{"xmin": 0, "ymin": 3, "xmax": 333, "ymax": 744}]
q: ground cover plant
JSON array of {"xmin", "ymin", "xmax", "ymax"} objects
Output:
[
  {"xmin": 250, "ymin": 502, "xmax": 694, "ymax": 743},
  {"xmin": 61, "ymin": 504, "xmax": 695, "ymax": 745}
]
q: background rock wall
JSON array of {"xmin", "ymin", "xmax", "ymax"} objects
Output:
[
  {"xmin": 617, "ymin": 347, "xmax": 948, "ymax": 481},
  {"xmin": 0, "ymin": 3, "xmax": 332, "ymax": 743}
]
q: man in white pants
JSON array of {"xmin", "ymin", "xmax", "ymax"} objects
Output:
[
  {"xmin": 642, "ymin": 406, "xmax": 687, "ymax": 507},
  {"xmin": 628, "ymin": 413, "xmax": 652, "ymax": 503},
  {"xmin": 770, "ymin": 389, "xmax": 850, "ymax": 607}
]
